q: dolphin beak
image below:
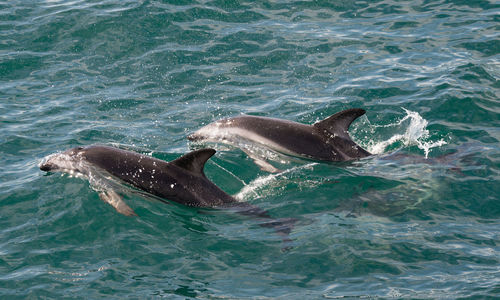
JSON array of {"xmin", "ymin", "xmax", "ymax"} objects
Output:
[{"xmin": 39, "ymin": 162, "xmax": 54, "ymax": 172}]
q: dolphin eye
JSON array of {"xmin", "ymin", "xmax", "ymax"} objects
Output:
[{"xmin": 76, "ymin": 147, "xmax": 84, "ymax": 150}]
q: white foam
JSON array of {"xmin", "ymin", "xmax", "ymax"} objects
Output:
[
  {"xmin": 235, "ymin": 163, "xmax": 317, "ymax": 201},
  {"xmin": 366, "ymin": 108, "xmax": 447, "ymax": 158}
]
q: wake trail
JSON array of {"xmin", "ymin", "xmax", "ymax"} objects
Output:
[{"xmin": 235, "ymin": 163, "xmax": 317, "ymax": 201}]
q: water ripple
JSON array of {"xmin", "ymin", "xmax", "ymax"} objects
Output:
[{"xmin": 1, "ymin": 0, "xmax": 499, "ymax": 298}]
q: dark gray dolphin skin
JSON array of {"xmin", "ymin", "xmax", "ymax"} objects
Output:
[
  {"xmin": 40, "ymin": 145, "xmax": 295, "ymax": 245},
  {"xmin": 188, "ymin": 108, "xmax": 371, "ymax": 171},
  {"xmin": 40, "ymin": 145, "xmax": 249, "ymax": 216},
  {"xmin": 39, "ymin": 145, "xmax": 294, "ymax": 242}
]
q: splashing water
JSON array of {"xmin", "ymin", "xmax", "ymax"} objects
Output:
[
  {"xmin": 235, "ymin": 163, "xmax": 318, "ymax": 201},
  {"xmin": 366, "ymin": 108, "xmax": 447, "ymax": 158}
]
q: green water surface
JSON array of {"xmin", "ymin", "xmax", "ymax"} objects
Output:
[{"xmin": 1, "ymin": 0, "xmax": 499, "ymax": 298}]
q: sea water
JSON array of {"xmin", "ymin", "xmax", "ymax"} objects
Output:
[{"xmin": 1, "ymin": 0, "xmax": 499, "ymax": 298}]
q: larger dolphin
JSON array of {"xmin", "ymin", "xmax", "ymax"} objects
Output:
[
  {"xmin": 40, "ymin": 145, "xmax": 295, "ymax": 245},
  {"xmin": 188, "ymin": 108, "xmax": 371, "ymax": 172},
  {"xmin": 40, "ymin": 145, "xmax": 270, "ymax": 218}
]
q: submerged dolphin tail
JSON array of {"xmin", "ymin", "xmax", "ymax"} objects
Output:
[
  {"xmin": 224, "ymin": 202, "xmax": 297, "ymax": 250},
  {"xmin": 170, "ymin": 148, "xmax": 216, "ymax": 177},
  {"xmin": 313, "ymin": 108, "xmax": 366, "ymax": 138}
]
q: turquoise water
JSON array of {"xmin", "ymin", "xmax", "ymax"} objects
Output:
[{"xmin": 1, "ymin": 0, "xmax": 499, "ymax": 298}]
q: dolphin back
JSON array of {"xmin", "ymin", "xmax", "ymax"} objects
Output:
[
  {"xmin": 313, "ymin": 108, "xmax": 366, "ymax": 138},
  {"xmin": 313, "ymin": 108, "xmax": 371, "ymax": 158},
  {"xmin": 170, "ymin": 148, "xmax": 216, "ymax": 178}
]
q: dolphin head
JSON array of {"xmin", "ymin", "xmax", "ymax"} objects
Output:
[
  {"xmin": 187, "ymin": 132, "xmax": 203, "ymax": 142},
  {"xmin": 188, "ymin": 119, "xmax": 237, "ymax": 143},
  {"xmin": 39, "ymin": 146, "xmax": 86, "ymax": 172}
]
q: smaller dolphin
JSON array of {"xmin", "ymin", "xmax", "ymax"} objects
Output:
[{"xmin": 188, "ymin": 108, "xmax": 371, "ymax": 172}]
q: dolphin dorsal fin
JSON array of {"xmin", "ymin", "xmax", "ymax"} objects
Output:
[
  {"xmin": 171, "ymin": 148, "xmax": 216, "ymax": 176},
  {"xmin": 313, "ymin": 108, "xmax": 366, "ymax": 138}
]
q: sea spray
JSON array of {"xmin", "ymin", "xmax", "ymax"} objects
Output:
[
  {"xmin": 362, "ymin": 108, "xmax": 447, "ymax": 158},
  {"xmin": 235, "ymin": 163, "xmax": 318, "ymax": 201}
]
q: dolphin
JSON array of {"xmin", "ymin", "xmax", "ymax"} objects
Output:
[
  {"xmin": 39, "ymin": 145, "xmax": 294, "ymax": 241},
  {"xmin": 188, "ymin": 108, "xmax": 371, "ymax": 172},
  {"xmin": 39, "ymin": 145, "xmax": 257, "ymax": 216}
]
